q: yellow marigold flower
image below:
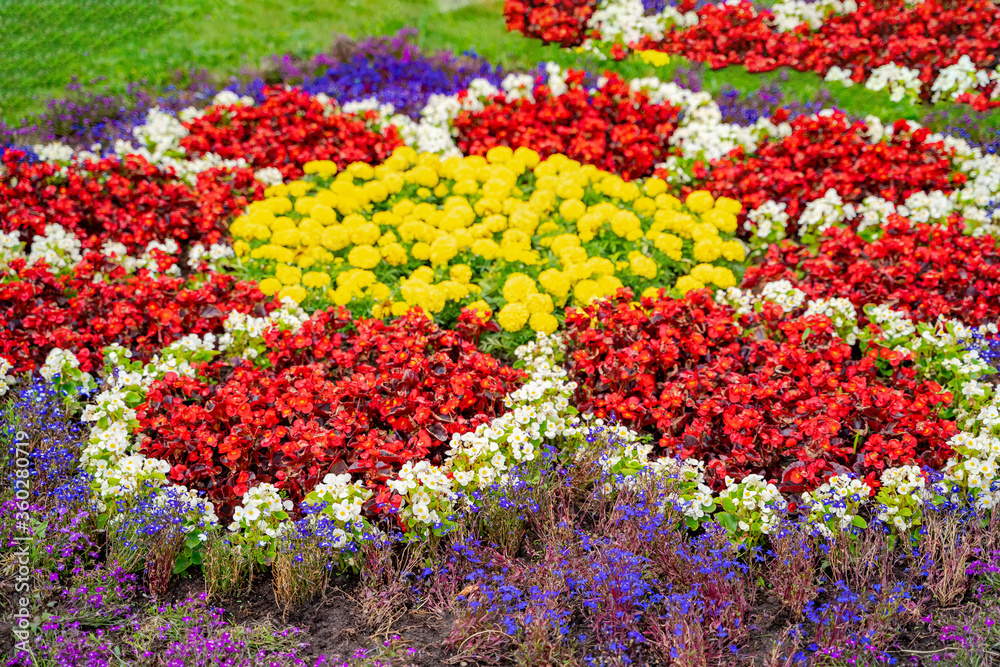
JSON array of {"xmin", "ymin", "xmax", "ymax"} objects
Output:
[
  {"xmin": 644, "ymin": 178, "xmax": 668, "ymax": 197},
  {"xmin": 423, "ymin": 285, "xmax": 447, "ymax": 313},
  {"xmin": 675, "ymin": 275, "xmax": 704, "ymax": 295},
  {"xmin": 497, "ymin": 303, "xmax": 530, "ymax": 332},
  {"xmin": 486, "ymin": 146, "xmax": 514, "ymax": 164},
  {"xmin": 430, "ymin": 236, "xmax": 459, "ymax": 266},
  {"xmin": 596, "ymin": 275, "xmax": 623, "ymax": 296},
  {"xmin": 711, "ymin": 266, "xmax": 737, "ymax": 288},
  {"xmin": 629, "ymin": 254, "xmax": 658, "ymax": 280},
  {"xmin": 514, "ymin": 147, "xmax": 540, "ymax": 169},
  {"xmin": 559, "ymin": 246, "xmax": 589, "ymax": 267},
  {"xmin": 526, "ymin": 292, "xmax": 554, "ymax": 315},
  {"xmin": 408, "ymin": 166, "xmax": 439, "ymax": 188},
  {"xmin": 274, "ymin": 247, "xmax": 295, "ymax": 264},
  {"xmin": 233, "ymin": 240, "xmax": 250, "ymax": 257},
  {"xmin": 294, "ymin": 197, "xmax": 316, "ymax": 216},
  {"xmin": 538, "ymin": 268, "xmax": 570, "ymax": 298},
  {"xmin": 693, "ymin": 240, "xmax": 722, "ymax": 263},
  {"xmin": 321, "ymin": 225, "xmax": 350, "ymax": 251},
  {"xmin": 610, "ymin": 210, "xmax": 641, "ymax": 238},
  {"xmin": 258, "ymin": 277, "xmax": 282, "ymax": 296},
  {"xmin": 370, "ymin": 282, "xmax": 391, "ymax": 302},
  {"xmin": 350, "ymin": 223, "xmax": 381, "ymax": 246},
  {"xmin": 559, "ymin": 199, "xmax": 587, "ymax": 222},
  {"xmin": 304, "ymin": 160, "xmax": 338, "ymax": 178},
  {"xmin": 271, "ymin": 228, "xmax": 301, "ymax": 248},
  {"xmin": 529, "ymin": 189, "xmax": 556, "ymax": 213},
  {"xmin": 637, "ymin": 49, "xmax": 671, "ymax": 67},
  {"xmin": 453, "ymin": 179, "xmax": 478, "ymax": 196},
  {"xmin": 278, "ymin": 285, "xmax": 307, "ymax": 303},
  {"xmin": 690, "ymin": 264, "xmax": 717, "ymax": 284},
  {"xmin": 390, "ymin": 301, "xmax": 411, "ymax": 317},
  {"xmin": 348, "ymin": 245, "xmax": 381, "ymax": 269},
  {"xmin": 296, "ymin": 255, "xmax": 316, "ymax": 269},
  {"xmin": 288, "ymin": 181, "xmax": 313, "ymax": 198},
  {"xmin": 416, "ymin": 187, "xmax": 432, "ymax": 199},
  {"xmin": 574, "ymin": 279, "xmax": 600, "ymax": 305},
  {"xmin": 655, "ymin": 196, "xmax": 682, "ymax": 214},
  {"xmin": 378, "ymin": 243, "xmax": 406, "ymax": 266},
  {"xmin": 400, "ymin": 278, "xmax": 430, "ymax": 304},
  {"xmin": 721, "ymin": 240, "xmax": 746, "ymax": 262},
  {"xmin": 633, "ymin": 196, "xmax": 657, "ymax": 217},
  {"xmin": 411, "ymin": 242, "xmax": 431, "ymax": 261},
  {"xmin": 310, "ymin": 204, "xmax": 337, "ymax": 225},
  {"xmin": 702, "ymin": 209, "xmax": 738, "ymax": 234},
  {"xmin": 411, "ymin": 266, "xmax": 435, "ymax": 283},
  {"xmin": 471, "ymin": 239, "xmax": 501, "ymax": 260},
  {"xmin": 450, "ymin": 264, "xmax": 472, "ymax": 284},
  {"xmin": 264, "ymin": 183, "xmax": 288, "ymax": 198},
  {"xmin": 365, "ymin": 180, "xmax": 389, "ymax": 203},
  {"xmin": 302, "ymin": 271, "xmax": 331, "ymax": 289},
  {"xmin": 586, "ymin": 257, "xmax": 615, "ymax": 277},
  {"xmin": 715, "ymin": 196, "xmax": 743, "ymax": 215},
  {"xmin": 275, "ymin": 264, "xmax": 302, "ymax": 286},
  {"xmin": 642, "ymin": 286, "xmax": 665, "ymax": 300},
  {"xmin": 686, "ymin": 190, "xmax": 715, "ymax": 213},
  {"xmin": 502, "ymin": 274, "xmax": 537, "ymax": 304},
  {"xmin": 529, "ymin": 312, "xmax": 559, "ymax": 335}
]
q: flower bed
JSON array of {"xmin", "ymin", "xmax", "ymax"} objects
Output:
[
  {"xmin": 504, "ymin": 0, "xmax": 1000, "ymax": 110},
  {"xmin": 7, "ymin": 25, "xmax": 1000, "ymax": 667}
]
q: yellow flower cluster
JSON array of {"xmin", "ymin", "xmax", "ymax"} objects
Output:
[{"xmin": 229, "ymin": 146, "xmax": 746, "ymax": 334}]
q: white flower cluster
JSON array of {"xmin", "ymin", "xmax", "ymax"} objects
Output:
[
  {"xmin": 801, "ymin": 474, "xmax": 871, "ymax": 538},
  {"xmin": 186, "ymin": 242, "xmax": 235, "ymax": 272},
  {"xmin": 803, "ymin": 297, "xmax": 859, "ymax": 344},
  {"xmin": 230, "ymin": 483, "xmax": 294, "ymax": 541},
  {"xmin": 718, "ymin": 474, "xmax": 786, "ymax": 535},
  {"xmin": 217, "ymin": 296, "xmax": 309, "ymax": 361},
  {"xmin": 824, "ymin": 66, "xmax": 856, "ymax": 87},
  {"xmin": 39, "ymin": 347, "xmax": 91, "ymax": 386},
  {"xmin": 303, "ymin": 472, "xmax": 374, "ymax": 550},
  {"xmin": 0, "ymin": 357, "xmax": 15, "ymax": 396},
  {"xmin": 797, "ymin": 188, "xmax": 847, "ymax": 237},
  {"xmin": 26, "ymin": 224, "xmax": 83, "ymax": 272},
  {"xmin": 715, "ymin": 286, "xmax": 757, "ymax": 316},
  {"xmin": 585, "ymin": 0, "xmax": 674, "ymax": 47},
  {"xmin": 253, "ymin": 167, "xmax": 284, "ymax": 187},
  {"xmin": 770, "ymin": 0, "xmax": 857, "ymax": 31},
  {"xmin": 759, "ymin": 280, "xmax": 807, "ymax": 311},
  {"xmin": 865, "ymin": 63, "xmax": 923, "ymax": 104},
  {"xmin": 876, "ymin": 465, "xmax": 925, "ymax": 532},
  {"xmin": 937, "ymin": 431, "xmax": 1000, "ymax": 510},
  {"xmin": 388, "ymin": 460, "xmax": 457, "ymax": 527},
  {"xmin": 744, "ymin": 200, "xmax": 789, "ymax": 243},
  {"xmin": 930, "ymin": 55, "xmax": 997, "ymax": 104},
  {"xmin": 0, "ymin": 230, "xmax": 23, "ymax": 271},
  {"xmin": 101, "ymin": 237, "xmax": 183, "ymax": 277},
  {"xmin": 447, "ymin": 333, "xmax": 581, "ymax": 486},
  {"xmin": 865, "ymin": 304, "xmax": 917, "ymax": 341}
]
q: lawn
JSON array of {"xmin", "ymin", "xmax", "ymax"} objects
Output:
[{"xmin": 4, "ymin": 0, "xmax": 1000, "ymax": 136}]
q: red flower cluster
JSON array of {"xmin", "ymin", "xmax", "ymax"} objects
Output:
[
  {"xmin": 505, "ymin": 0, "xmax": 1000, "ymax": 108},
  {"xmin": 743, "ymin": 217, "xmax": 1000, "ymax": 327},
  {"xmin": 685, "ymin": 112, "xmax": 957, "ymax": 230},
  {"xmin": 180, "ymin": 87, "xmax": 403, "ymax": 180},
  {"xmin": 564, "ymin": 288, "xmax": 956, "ymax": 490},
  {"xmin": 0, "ymin": 257, "xmax": 270, "ymax": 373},
  {"xmin": 453, "ymin": 71, "xmax": 681, "ymax": 180},
  {"xmin": 644, "ymin": 0, "xmax": 1000, "ymax": 87},
  {"xmin": 137, "ymin": 309, "xmax": 525, "ymax": 517},
  {"xmin": 504, "ymin": 0, "xmax": 595, "ymax": 46},
  {"xmin": 0, "ymin": 150, "xmax": 260, "ymax": 253}
]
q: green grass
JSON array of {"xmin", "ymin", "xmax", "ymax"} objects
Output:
[{"xmin": 2, "ymin": 0, "xmax": 998, "ymax": 135}]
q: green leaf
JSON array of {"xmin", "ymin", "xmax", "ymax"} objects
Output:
[{"xmin": 851, "ymin": 516, "xmax": 868, "ymax": 529}]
